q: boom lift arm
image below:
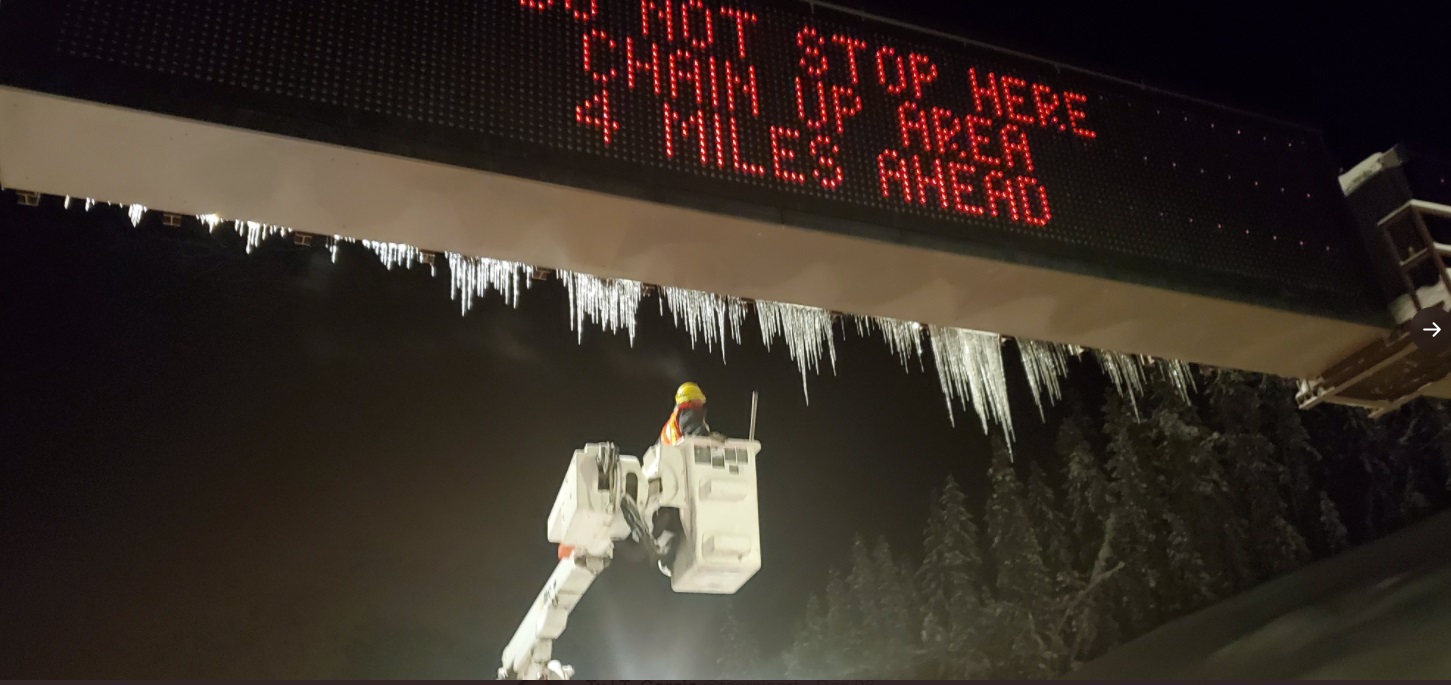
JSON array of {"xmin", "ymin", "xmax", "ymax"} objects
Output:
[{"xmin": 498, "ymin": 437, "xmax": 763, "ymax": 680}]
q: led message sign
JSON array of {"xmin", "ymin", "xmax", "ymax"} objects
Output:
[{"xmin": 0, "ymin": 0, "xmax": 1384, "ymax": 319}]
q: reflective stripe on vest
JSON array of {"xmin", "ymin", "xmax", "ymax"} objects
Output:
[{"xmin": 660, "ymin": 405, "xmax": 684, "ymax": 445}]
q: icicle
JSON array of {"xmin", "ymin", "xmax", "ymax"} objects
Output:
[
  {"xmin": 362, "ymin": 240, "xmax": 424, "ymax": 271},
  {"xmin": 1094, "ymin": 349, "xmax": 1148, "ymax": 418},
  {"xmin": 659, "ymin": 286, "xmax": 747, "ymax": 361},
  {"xmin": 197, "ymin": 214, "xmax": 222, "ymax": 232},
  {"xmin": 1018, "ymin": 339, "xmax": 1074, "ymax": 420},
  {"xmin": 928, "ymin": 326, "xmax": 1013, "ymax": 444},
  {"xmin": 84, "ymin": 198, "xmax": 95, "ymax": 211},
  {"xmin": 755, "ymin": 300, "xmax": 837, "ymax": 404},
  {"xmin": 557, "ymin": 271, "xmax": 644, "ymax": 345},
  {"xmin": 234, "ymin": 220, "xmax": 290, "ymax": 254},
  {"xmin": 127, "ymin": 204, "xmax": 146, "ymax": 227},
  {"xmin": 855, "ymin": 315, "xmax": 924, "ymax": 370},
  {"xmin": 1155, "ymin": 357, "xmax": 1197, "ymax": 403},
  {"xmin": 445, "ymin": 252, "xmax": 533, "ymax": 314},
  {"xmin": 328, "ymin": 235, "xmax": 357, "ymax": 263},
  {"xmin": 63, "ymin": 196, "xmax": 71, "ymax": 209}
]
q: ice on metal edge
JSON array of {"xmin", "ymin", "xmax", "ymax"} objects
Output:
[
  {"xmin": 362, "ymin": 240, "xmax": 425, "ymax": 271},
  {"xmin": 236, "ymin": 220, "xmax": 291, "ymax": 254},
  {"xmin": 755, "ymin": 300, "xmax": 838, "ymax": 404},
  {"xmin": 127, "ymin": 204, "xmax": 147, "ymax": 227},
  {"xmin": 659, "ymin": 286, "xmax": 747, "ymax": 361},
  {"xmin": 559, "ymin": 271, "xmax": 644, "ymax": 345},
  {"xmin": 854, "ymin": 315, "xmax": 924, "ymax": 371},
  {"xmin": 927, "ymin": 325, "xmax": 1014, "ymax": 445},
  {"xmin": 1018, "ymin": 339, "xmax": 1074, "ymax": 420},
  {"xmin": 1155, "ymin": 357, "xmax": 1197, "ymax": 403},
  {"xmin": 328, "ymin": 236, "xmax": 357, "ymax": 263},
  {"xmin": 1094, "ymin": 349, "xmax": 1148, "ymax": 417},
  {"xmin": 446, "ymin": 252, "xmax": 534, "ymax": 314}
]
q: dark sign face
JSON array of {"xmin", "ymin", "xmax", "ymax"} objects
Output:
[{"xmin": 0, "ymin": 0, "xmax": 1385, "ymax": 320}]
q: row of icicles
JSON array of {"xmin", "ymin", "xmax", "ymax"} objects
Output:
[{"xmin": 59, "ymin": 194, "xmax": 1196, "ymax": 445}]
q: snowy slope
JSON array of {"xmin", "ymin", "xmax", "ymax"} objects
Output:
[{"xmin": 1067, "ymin": 510, "xmax": 1451, "ymax": 679}]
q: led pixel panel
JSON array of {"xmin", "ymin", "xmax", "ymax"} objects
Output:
[{"xmin": 0, "ymin": 0, "xmax": 1385, "ymax": 320}]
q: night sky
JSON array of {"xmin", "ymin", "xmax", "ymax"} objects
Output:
[{"xmin": 2, "ymin": 2, "xmax": 1447, "ymax": 679}]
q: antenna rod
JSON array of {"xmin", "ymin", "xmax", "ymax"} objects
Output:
[{"xmin": 748, "ymin": 391, "xmax": 758, "ymax": 441}]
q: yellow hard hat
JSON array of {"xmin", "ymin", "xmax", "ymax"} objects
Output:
[{"xmin": 675, "ymin": 382, "xmax": 706, "ymax": 404}]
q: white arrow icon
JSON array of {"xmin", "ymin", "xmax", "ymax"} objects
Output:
[{"xmin": 1426, "ymin": 322, "xmax": 1442, "ymax": 337}]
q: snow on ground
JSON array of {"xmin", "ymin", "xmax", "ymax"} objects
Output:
[{"xmin": 1068, "ymin": 510, "xmax": 1451, "ymax": 679}]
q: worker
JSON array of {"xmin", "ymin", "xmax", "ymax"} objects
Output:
[{"xmin": 660, "ymin": 382, "xmax": 711, "ymax": 445}]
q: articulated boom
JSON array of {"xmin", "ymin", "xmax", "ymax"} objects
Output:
[{"xmin": 498, "ymin": 436, "xmax": 762, "ymax": 680}]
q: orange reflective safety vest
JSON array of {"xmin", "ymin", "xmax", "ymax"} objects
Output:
[{"xmin": 659, "ymin": 401, "xmax": 705, "ymax": 446}]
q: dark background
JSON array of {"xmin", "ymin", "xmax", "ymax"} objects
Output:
[{"xmin": 2, "ymin": 0, "xmax": 1447, "ymax": 679}]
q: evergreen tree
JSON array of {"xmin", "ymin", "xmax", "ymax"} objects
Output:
[
  {"xmin": 1060, "ymin": 408, "xmax": 1110, "ymax": 573},
  {"xmin": 783, "ymin": 595, "xmax": 828, "ymax": 679},
  {"xmin": 1027, "ymin": 462, "xmax": 1073, "ymax": 578},
  {"xmin": 916, "ymin": 475, "xmax": 985, "ymax": 677},
  {"xmin": 1101, "ymin": 392, "xmax": 1169, "ymax": 636},
  {"xmin": 715, "ymin": 603, "xmax": 762, "ymax": 679},
  {"xmin": 984, "ymin": 438, "xmax": 1054, "ymax": 611},
  {"xmin": 1318, "ymin": 490, "xmax": 1350, "ymax": 555},
  {"xmin": 1205, "ymin": 371, "xmax": 1310, "ymax": 583},
  {"xmin": 983, "ymin": 437, "xmax": 1058, "ymax": 677},
  {"xmin": 1146, "ymin": 376, "xmax": 1242, "ymax": 604},
  {"xmin": 870, "ymin": 538, "xmax": 918, "ymax": 673}
]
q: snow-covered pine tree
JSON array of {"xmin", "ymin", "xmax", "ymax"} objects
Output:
[
  {"xmin": 1027, "ymin": 461, "xmax": 1073, "ymax": 580},
  {"xmin": 916, "ymin": 475, "xmax": 986, "ymax": 677},
  {"xmin": 985, "ymin": 437, "xmax": 1055, "ymax": 611},
  {"xmin": 821, "ymin": 568, "xmax": 858, "ymax": 676},
  {"xmin": 869, "ymin": 537, "xmax": 918, "ymax": 675},
  {"xmin": 715, "ymin": 602, "xmax": 763, "ymax": 679},
  {"xmin": 1255, "ymin": 374, "xmax": 1329, "ymax": 538},
  {"xmin": 784, "ymin": 594, "xmax": 828, "ymax": 679},
  {"xmin": 1144, "ymin": 375, "xmax": 1241, "ymax": 605},
  {"xmin": 1205, "ymin": 370, "xmax": 1311, "ymax": 583},
  {"xmin": 1100, "ymin": 392, "xmax": 1169, "ymax": 636},
  {"xmin": 1059, "ymin": 406, "xmax": 1110, "ymax": 574},
  {"xmin": 983, "ymin": 437, "xmax": 1059, "ymax": 676},
  {"xmin": 843, "ymin": 537, "xmax": 885, "ymax": 676},
  {"xmin": 1054, "ymin": 405, "xmax": 1124, "ymax": 665},
  {"xmin": 1317, "ymin": 490, "xmax": 1349, "ymax": 554}
]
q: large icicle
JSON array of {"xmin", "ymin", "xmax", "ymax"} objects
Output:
[
  {"xmin": 558, "ymin": 271, "xmax": 644, "ymax": 345},
  {"xmin": 362, "ymin": 240, "xmax": 426, "ymax": 271},
  {"xmin": 1018, "ymin": 339, "xmax": 1077, "ymax": 419},
  {"xmin": 1094, "ymin": 349, "xmax": 1149, "ymax": 417},
  {"xmin": 659, "ymin": 286, "xmax": 747, "ymax": 360},
  {"xmin": 446, "ymin": 252, "xmax": 533, "ymax": 314},
  {"xmin": 127, "ymin": 204, "xmax": 147, "ymax": 227},
  {"xmin": 928, "ymin": 326, "xmax": 1013, "ymax": 443},
  {"xmin": 755, "ymin": 300, "xmax": 838, "ymax": 404},
  {"xmin": 197, "ymin": 214, "xmax": 222, "ymax": 232},
  {"xmin": 853, "ymin": 316, "xmax": 925, "ymax": 371}
]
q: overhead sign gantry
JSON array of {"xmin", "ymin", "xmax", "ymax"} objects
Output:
[{"xmin": 2, "ymin": 0, "xmax": 1444, "ymax": 404}]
